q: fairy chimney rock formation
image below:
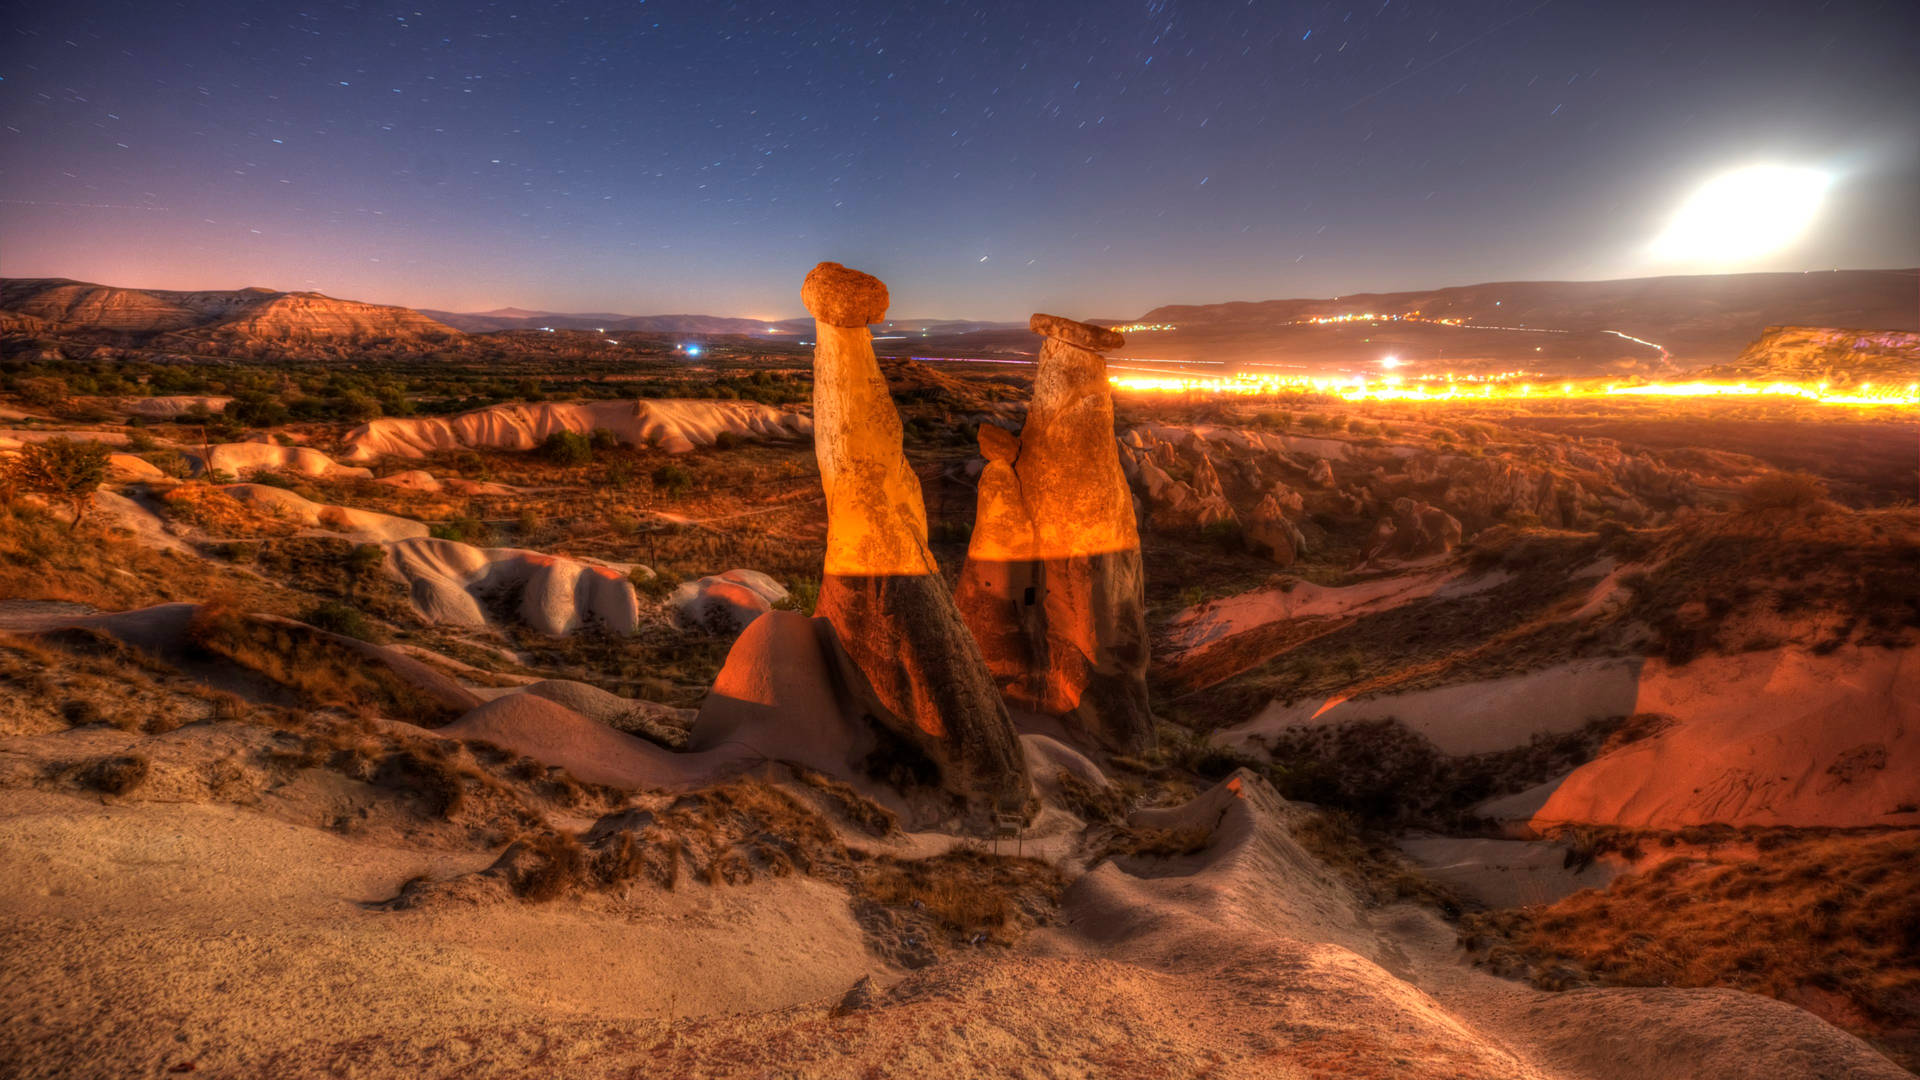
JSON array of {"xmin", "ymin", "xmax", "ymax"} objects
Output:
[
  {"xmin": 802, "ymin": 261, "xmax": 1029, "ymax": 819},
  {"xmin": 956, "ymin": 313, "xmax": 1155, "ymax": 753}
]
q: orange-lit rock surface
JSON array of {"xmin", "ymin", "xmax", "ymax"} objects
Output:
[
  {"xmin": 804, "ymin": 262, "xmax": 1028, "ymax": 817},
  {"xmin": 956, "ymin": 313, "xmax": 1154, "ymax": 753}
]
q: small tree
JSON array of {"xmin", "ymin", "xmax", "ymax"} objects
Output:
[
  {"xmin": 4, "ymin": 438, "xmax": 111, "ymax": 529},
  {"xmin": 541, "ymin": 430, "xmax": 593, "ymax": 467}
]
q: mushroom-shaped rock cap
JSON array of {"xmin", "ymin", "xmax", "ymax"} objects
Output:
[
  {"xmin": 803, "ymin": 262, "xmax": 890, "ymax": 327},
  {"xmin": 977, "ymin": 422, "xmax": 1019, "ymax": 463},
  {"xmin": 1030, "ymin": 313, "xmax": 1124, "ymax": 353}
]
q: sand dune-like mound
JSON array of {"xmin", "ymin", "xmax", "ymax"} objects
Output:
[
  {"xmin": 119, "ymin": 395, "xmax": 232, "ymax": 419},
  {"xmin": 199, "ymin": 442, "xmax": 372, "ymax": 480},
  {"xmin": 687, "ymin": 609, "xmax": 873, "ymax": 774},
  {"xmin": 340, "ymin": 399, "xmax": 811, "ymax": 461},
  {"xmin": 1490, "ymin": 645, "xmax": 1920, "ymax": 830},
  {"xmin": 220, "ymin": 484, "xmax": 427, "ymax": 542},
  {"xmin": 435, "ymin": 611, "xmax": 874, "ymax": 791},
  {"xmin": 105, "ymin": 453, "xmax": 165, "ymax": 480},
  {"xmin": 1062, "ymin": 771, "xmax": 1908, "ymax": 1079},
  {"xmin": 1226, "ymin": 656, "xmax": 1645, "ymax": 756},
  {"xmin": 384, "ymin": 537, "xmax": 639, "ymax": 636},
  {"xmin": 436, "ymin": 695, "xmax": 718, "ymax": 789}
]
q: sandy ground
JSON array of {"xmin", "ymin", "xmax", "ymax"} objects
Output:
[
  {"xmin": 2, "ymin": 747, "xmax": 1904, "ymax": 1080},
  {"xmin": 1224, "ymin": 655, "xmax": 1645, "ymax": 755}
]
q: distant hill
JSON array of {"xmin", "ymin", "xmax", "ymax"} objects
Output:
[
  {"xmin": 1706, "ymin": 325, "xmax": 1920, "ymax": 382},
  {"xmin": 0, "ymin": 278, "xmax": 457, "ymax": 345},
  {"xmin": 1124, "ymin": 269, "xmax": 1920, "ymax": 373},
  {"xmin": 421, "ymin": 307, "xmax": 1024, "ymax": 337}
]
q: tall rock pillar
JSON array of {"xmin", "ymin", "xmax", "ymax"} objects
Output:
[
  {"xmin": 956, "ymin": 314, "xmax": 1154, "ymax": 753},
  {"xmin": 803, "ymin": 262, "xmax": 1029, "ymax": 818}
]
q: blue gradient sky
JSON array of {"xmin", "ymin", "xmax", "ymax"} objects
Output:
[{"xmin": 2, "ymin": 0, "xmax": 1916, "ymax": 319}]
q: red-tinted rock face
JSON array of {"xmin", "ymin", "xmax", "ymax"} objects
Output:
[
  {"xmin": 955, "ymin": 315, "xmax": 1154, "ymax": 753},
  {"xmin": 803, "ymin": 262, "xmax": 1029, "ymax": 819},
  {"xmin": 1360, "ymin": 497, "xmax": 1465, "ymax": 564}
]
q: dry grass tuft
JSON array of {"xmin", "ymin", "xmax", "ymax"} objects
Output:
[
  {"xmin": 1097, "ymin": 824, "xmax": 1214, "ymax": 862},
  {"xmin": 790, "ymin": 766, "xmax": 901, "ymax": 837},
  {"xmin": 184, "ymin": 605, "xmax": 461, "ymax": 724},
  {"xmin": 856, "ymin": 847, "xmax": 1066, "ymax": 948},
  {"xmin": 79, "ymin": 754, "xmax": 151, "ymax": 796},
  {"xmin": 1460, "ymin": 828, "xmax": 1920, "ymax": 1069}
]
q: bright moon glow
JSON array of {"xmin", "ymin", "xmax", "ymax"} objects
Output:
[{"xmin": 1650, "ymin": 165, "xmax": 1830, "ymax": 263}]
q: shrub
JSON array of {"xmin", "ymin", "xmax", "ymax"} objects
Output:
[
  {"xmin": 651, "ymin": 463, "xmax": 693, "ymax": 497},
  {"xmin": 81, "ymin": 754, "xmax": 151, "ymax": 796},
  {"xmin": 588, "ymin": 427, "xmax": 620, "ymax": 450},
  {"xmin": 302, "ymin": 601, "xmax": 375, "ymax": 641},
  {"xmin": 541, "ymin": 430, "xmax": 593, "ymax": 467},
  {"xmin": 2, "ymin": 438, "xmax": 111, "ymax": 528},
  {"xmin": 1740, "ymin": 472, "xmax": 1828, "ymax": 512}
]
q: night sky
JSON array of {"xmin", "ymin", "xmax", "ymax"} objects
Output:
[{"xmin": 2, "ymin": 1, "xmax": 1916, "ymax": 320}]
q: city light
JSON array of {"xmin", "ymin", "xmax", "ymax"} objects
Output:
[{"xmin": 1106, "ymin": 370, "xmax": 1920, "ymax": 408}]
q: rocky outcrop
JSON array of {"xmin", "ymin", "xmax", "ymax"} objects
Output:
[
  {"xmin": 1715, "ymin": 325, "xmax": 1920, "ymax": 382},
  {"xmin": 1120, "ymin": 428, "xmax": 1237, "ymax": 534},
  {"xmin": 1244, "ymin": 493, "xmax": 1306, "ymax": 566},
  {"xmin": 384, "ymin": 537, "xmax": 640, "ymax": 636},
  {"xmin": 954, "ymin": 314, "xmax": 1154, "ymax": 753},
  {"xmin": 199, "ymin": 443, "xmax": 372, "ymax": 481},
  {"xmin": 0, "ymin": 278, "xmax": 455, "ymax": 343},
  {"xmin": 341, "ymin": 399, "xmax": 809, "ymax": 461},
  {"xmin": 1360, "ymin": 498, "xmax": 1464, "ymax": 564},
  {"xmin": 669, "ymin": 569, "xmax": 789, "ymax": 636},
  {"xmin": 805, "ymin": 262, "xmax": 1029, "ymax": 819}
]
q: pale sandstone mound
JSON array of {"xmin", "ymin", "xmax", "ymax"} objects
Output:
[
  {"xmin": 1495, "ymin": 645, "xmax": 1920, "ymax": 830},
  {"xmin": 687, "ymin": 609, "xmax": 875, "ymax": 776},
  {"xmin": 804, "ymin": 261, "xmax": 1028, "ymax": 817},
  {"xmin": 220, "ymin": 484, "xmax": 428, "ymax": 542},
  {"xmin": 436, "ymin": 695, "xmax": 714, "ymax": 789},
  {"xmin": 955, "ymin": 313, "xmax": 1153, "ymax": 753},
  {"xmin": 119, "ymin": 395, "xmax": 232, "ymax": 419},
  {"xmin": 200, "ymin": 442, "xmax": 372, "ymax": 481},
  {"xmin": 106, "ymin": 453, "xmax": 165, "ymax": 481},
  {"xmin": 340, "ymin": 398, "xmax": 811, "ymax": 462},
  {"xmin": 668, "ymin": 569, "xmax": 789, "ymax": 636},
  {"xmin": 384, "ymin": 537, "xmax": 639, "ymax": 636}
]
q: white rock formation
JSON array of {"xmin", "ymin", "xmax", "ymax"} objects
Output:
[
  {"xmin": 340, "ymin": 399, "xmax": 811, "ymax": 462},
  {"xmin": 384, "ymin": 537, "xmax": 640, "ymax": 636},
  {"xmin": 668, "ymin": 570, "xmax": 789, "ymax": 636}
]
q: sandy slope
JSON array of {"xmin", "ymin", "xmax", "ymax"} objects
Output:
[{"xmin": 0, "ymin": 751, "xmax": 1904, "ymax": 1079}]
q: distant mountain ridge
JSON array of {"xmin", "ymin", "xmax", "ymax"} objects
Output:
[
  {"xmin": 0, "ymin": 278, "xmax": 456, "ymax": 344},
  {"xmin": 1137, "ymin": 269, "xmax": 1920, "ymax": 365},
  {"xmin": 420, "ymin": 307, "xmax": 1024, "ymax": 336}
]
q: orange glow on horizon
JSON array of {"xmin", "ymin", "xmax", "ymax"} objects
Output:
[{"xmin": 1107, "ymin": 371, "xmax": 1920, "ymax": 408}]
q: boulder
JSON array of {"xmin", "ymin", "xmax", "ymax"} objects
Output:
[
  {"xmin": 669, "ymin": 569, "xmax": 789, "ymax": 636},
  {"xmin": 1360, "ymin": 498, "xmax": 1464, "ymax": 564},
  {"xmin": 1244, "ymin": 494, "xmax": 1304, "ymax": 566},
  {"xmin": 804, "ymin": 261, "xmax": 1029, "ymax": 820},
  {"xmin": 385, "ymin": 537, "xmax": 640, "ymax": 636},
  {"xmin": 955, "ymin": 314, "xmax": 1155, "ymax": 753},
  {"xmin": 1307, "ymin": 457, "xmax": 1335, "ymax": 489}
]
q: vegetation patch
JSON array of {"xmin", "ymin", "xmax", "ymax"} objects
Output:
[{"xmin": 1459, "ymin": 828, "xmax": 1920, "ymax": 1071}]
